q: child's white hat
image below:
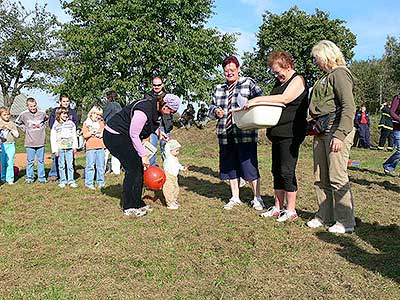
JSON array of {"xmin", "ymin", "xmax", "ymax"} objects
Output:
[{"xmin": 166, "ymin": 139, "xmax": 181, "ymax": 150}]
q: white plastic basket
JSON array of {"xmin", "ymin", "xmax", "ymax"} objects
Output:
[{"xmin": 232, "ymin": 101, "xmax": 285, "ymax": 130}]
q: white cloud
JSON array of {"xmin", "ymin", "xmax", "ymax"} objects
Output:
[
  {"xmin": 239, "ymin": 0, "xmax": 271, "ymax": 15},
  {"xmin": 236, "ymin": 30, "xmax": 257, "ymax": 56}
]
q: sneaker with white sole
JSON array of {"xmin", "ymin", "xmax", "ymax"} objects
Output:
[
  {"xmin": 251, "ymin": 197, "xmax": 264, "ymax": 211},
  {"xmin": 307, "ymin": 218, "xmax": 324, "ymax": 228},
  {"xmin": 123, "ymin": 208, "xmax": 147, "ymax": 217},
  {"xmin": 167, "ymin": 202, "xmax": 179, "ymax": 210},
  {"xmin": 58, "ymin": 183, "xmax": 66, "ymax": 188},
  {"xmin": 328, "ymin": 223, "xmax": 354, "ymax": 234},
  {"xmin": 223, "ymin": 198, "xmax": 242, "ymax": 210},
  {"xmin": 69, "ymin": 182, "xmax": 78, "ymax": 188},
  {"xmin": 276, "ymin": 210, "xmax": 298, "ymax": 222},
  {"xmin": 260, "ymin": 206, "xmax": 281, "ymax": 218},
  {"xmin": 141, "ymin": 205, "xmax": 153, "ymax": 212}
]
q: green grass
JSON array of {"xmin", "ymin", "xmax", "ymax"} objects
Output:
[{"xmin": 1, "ymin": 122, "xmax": 399, "ymax": 300}]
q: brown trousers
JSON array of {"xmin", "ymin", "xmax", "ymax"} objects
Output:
[
  {"xmin": 162, "ymin": 172, "xmax": 179, "ymax": 206},
  {"xmin": 313, "ymin": 128, "xmax": 356, "ymax": 228}
]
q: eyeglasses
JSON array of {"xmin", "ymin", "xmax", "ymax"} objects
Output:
[{"xmin": 153, "ymin": 83, "xmax": 162, "ymax": 87}]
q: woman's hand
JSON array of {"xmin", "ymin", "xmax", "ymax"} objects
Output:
[
  {"xmin": 215, "ymin": 107, "xmax": 224, "ymax": 119},
  {"xmin": 330, "ymin": 137, "xmax": 343, "ymax": 152},
  {"xmin": 142, "ymin": 156, "xmax": 150, "ymax": 168}
]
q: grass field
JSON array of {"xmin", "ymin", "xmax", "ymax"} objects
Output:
[{"xmin": 1, "ymin": 122, "xmax": 399, "ymax": 300}]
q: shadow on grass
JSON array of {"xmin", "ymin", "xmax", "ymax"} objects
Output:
[
  {"xmin": 189, "ymin": 165, "xmax": 220, "ymax": 178},
  {"xmin": 180, "ymin": 175, "xmax": 260, "ymax": 204},
  {"xmin": 350, "ymin": 177, "xmax": 400, "ymax": 193},
  {"xmin": 348, "ymin": 166, "xmax": 388, "ymax": 177},
  {"xmin": 101, "ymin": 184, "xmax": 123, "ymax": 208},
  {"xmin": 316, "ymin": 221, "xmax": 400, "ymax": 283}
]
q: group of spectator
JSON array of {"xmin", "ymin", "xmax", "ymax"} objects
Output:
[
  {"xmin": 178, "ymin": 103, "xmax": 209, "ymax": 129},
  {"xmin": 1, "ymin": 39, "xmax": 399, "ymax": 231}
]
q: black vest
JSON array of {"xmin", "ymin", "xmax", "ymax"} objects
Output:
[
  {"xmin": 107, "ymin": 99, "xmax": 160, "ymax": 139},
  {"xmin": 267, "ymin": 73, "xmax": 309, "ymax": 138}
]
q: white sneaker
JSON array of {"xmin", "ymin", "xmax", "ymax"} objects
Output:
[
  {"xmin": 276, "ymin": 210, "xmax": 298, "ymax": 222},
  {"xmin": 141, "ymin": 205, "xmax": 153, "ymax": 212},
  {"xmin": 58, "ymin": 183, "xmax": 66, "ymax": 188},
  {"xmin": 260, "ymin": 206, "xmax": 281, "ymax": 218},
  {"xmin": 69, "ymin": 182, "xmax": 78, "ymax": 188},
  {"xmin": 167, "ymin": 202, "xmax": 179, "ymax": 210},
  {"xmin": 251, "ymin": 197, "xmax": 264, "ymax": 211},
  {"xmin": 223, "ymin": 198, "xmax": 242, "ymax": 210},
  {"xmin": 328, "ymin": 223, "xmax": 354, "ymax": 234},
  {"xmin": 123, "ymin": 208, "xmax": 147, "ymax": 217},
  {"xmin": 307, "ymin": 218, "xmax": 324, "ymax": 228}
]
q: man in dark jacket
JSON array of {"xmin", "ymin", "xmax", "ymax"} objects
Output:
[
  {"xmin": 354, "ymin": 105, "xmax": 371, "ymax": 149},
  {"xmin": 378, "ymin": 101, "xmax": 394, "ymax": 151},
  {"xmin": 144, "ymin": 76, "xmax": 174, "ymax": 166},
  {"xmin": 48, "ymin": 94, "xmax": 79, "ymax": 181}
]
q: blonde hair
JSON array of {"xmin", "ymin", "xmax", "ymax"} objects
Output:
[
  {"xmin": 312, "ymin": 40, "xmax": 346, "ymax": 71},
  {"xmin": 86, "ymin": 106, "xmax": 103, "ymax": 122},
  {"xmin": 0, "ymin": 106, "xmax": 10, "ymax": 116}
]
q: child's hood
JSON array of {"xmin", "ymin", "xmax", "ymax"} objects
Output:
[{"xmin": 164, "ymin": 139, "xmax": 181, "ymax": 157}]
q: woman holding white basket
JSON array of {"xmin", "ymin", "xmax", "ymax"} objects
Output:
[{"xmin": 247, "ymin": 51, "xmax": 309, "ymax": 222}]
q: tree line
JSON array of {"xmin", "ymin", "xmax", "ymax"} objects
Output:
[{"xmin": 0, "ymin": 1, "xmax": 399, "ymax": 112}]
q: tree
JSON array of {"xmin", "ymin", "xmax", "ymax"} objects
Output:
[
  {"xmin": 57, "ymin": 0, "xmax": 236, "ymax": 108},
  {"xmin": 0, "ymin": 1, "xmax": 59, "ymax": 108},
  {"xmin": 241, "ymin": 7, "xmax": 357, "ymax": 93},
  {"xmin": 350, "ymin": 59, "xmax": 383, "ymax": 112},
  {"xmin": 383, "ymin": 36, "xmax": 400, "ymax": 97},
  {"xmin": 350, "ymin": 58, "xmax": 398, "ymax": 113}
]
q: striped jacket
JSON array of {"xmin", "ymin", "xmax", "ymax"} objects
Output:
[{"xmin": 209, "ymin": 77, "xmax": 262, "ymax": 145}]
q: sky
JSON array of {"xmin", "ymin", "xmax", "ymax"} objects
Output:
[{"xmin": 16, "ymin": 0, "xmax": 400, "ymax": 110}]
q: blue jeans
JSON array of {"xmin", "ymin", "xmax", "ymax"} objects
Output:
[
  {"xmin": 149, "ymin": 127, "xmax": 170, "ymax": 166},
  {"xmin": 48, "ymin": 153, "xmax": 59, "ymax": 178},
  {"xmin": 1, "ymin": 143, "xmax": 16, "ymax": 183},
  {"xmin": 58, "ymin": 149, "xmax": 75, "ymax": 185},
  {"xmin": 26, "ymin": 146, "xmax": 46, "ymax": 182},
  {"xmin": 383, "ymin": 130, "xmax": 400, "ymax": 172},
  {"xmin": 85, "ymin": 149, "xmax": 105, "ymax": 187}
]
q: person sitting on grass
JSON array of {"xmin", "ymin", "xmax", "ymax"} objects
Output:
[
  {"xmin": 82, "ymin": 106, "xmax": 105, "ymax": 190},
  {"xmin": 0, "ymin": 107, "xmax": 19, "ymax": 185},
  {"xmin": 179, "ymin": 104, "xmax": 195, "ymax": 129},
  {"xmin": 15, "ymin": 97, "xmax": 48, "ymax": 184},
  {"xmin": 162, "ymin": 139, "xmax": 188, "ymax": 210},
  {"xmin": 196, "ymin": 103, "xmax": 209, "ymax": 129},
  {"xmin": 50, "ymin": 107, "xmax": 78, "ymax": 188}
]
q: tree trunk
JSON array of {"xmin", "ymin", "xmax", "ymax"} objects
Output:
[{"xmin": 2, "ymin": 92, "xmax": 15, "ymax": 109}]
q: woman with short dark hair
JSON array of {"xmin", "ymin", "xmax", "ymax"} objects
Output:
[{"xmin": 248, "ymin": 51, "xmax": 308, "ymax": 222}]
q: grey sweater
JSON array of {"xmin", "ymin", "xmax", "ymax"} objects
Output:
[{"xmin": 15, "ymin": 109, "xmax": 48, "ymax": 147}]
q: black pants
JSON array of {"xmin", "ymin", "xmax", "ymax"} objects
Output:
[
  {"xmin": 103, "ymin": 130, "xmax": 145, "ymax": 210},
  {"xmin": 270, "ymin": 136, "xmax": 303, "ymax": 192},
  {"xmin": 378, "ymin": 128, "xmax": 394, "ymax": 148}
]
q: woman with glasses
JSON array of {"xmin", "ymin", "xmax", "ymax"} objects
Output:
[
  {"xmin": 248, "ymin": 51, "xmax": 308, "ymax": 222},
  {"xmin": 209, "ymin": 55, "xmax": 264, "ymax": 211},
  {"xmin": 104, "ymin": 93, "xmax": 180, "ymax": 217},
  {"xmin": 306, "ymin": 40, "xmax": 356, "ymax": 234}
]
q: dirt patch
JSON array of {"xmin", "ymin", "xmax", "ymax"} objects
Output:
[{"xmin": 13, "ymin": 151, "xmax": 86, "ymax": 168}]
